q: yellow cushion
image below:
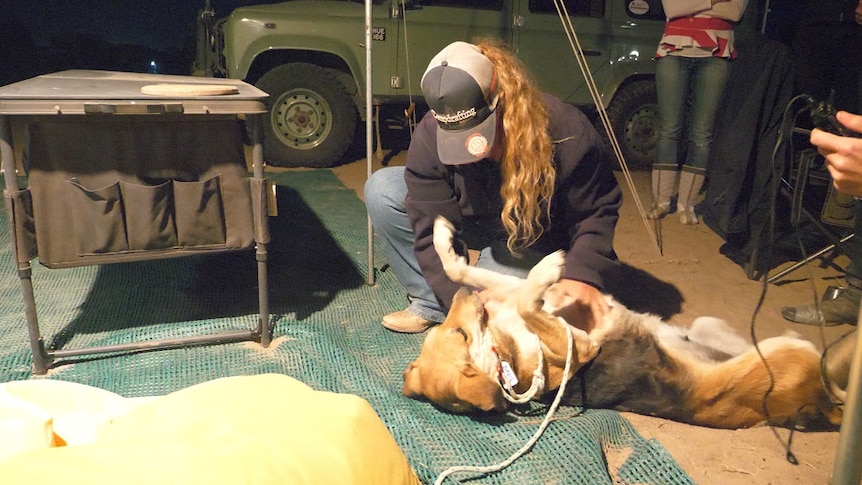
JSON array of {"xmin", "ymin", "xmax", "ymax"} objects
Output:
[
  {"xmin": 0, "ymin": 378, "xmax": 147, "ymax": 448},
  {"xmin": 0, "ymin": 374, "xmax": 419, "ymax": 485},
  {"xmin": 0, "ymin": 386, "xmax": 56, "ymax": 461}
]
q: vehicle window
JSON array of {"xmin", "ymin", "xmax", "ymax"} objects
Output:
[
  {"xmin": 423, "ymin": 0, "xmax": 504, "ymax": 10},
  {"xmin": 528, "ymin": 0, "xmax": 604, "ymax": 18},
  {"xmin": 623, "ymin": 0, "xmax": 665, "ymax": 21}
]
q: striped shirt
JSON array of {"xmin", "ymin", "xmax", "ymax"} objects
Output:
[
  {"xmin": 655, "ymin": 0, "xmax": 749, "ymax": 59},
  {"xmin": 656, "ymin": 16, "xmax": 737, "ymax": 59}
]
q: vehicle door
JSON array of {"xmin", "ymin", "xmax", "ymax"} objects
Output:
[
  {"xmin": 384, "ymin": 0, "xmax": 509, "ymax": 100},
  {"xmin": 511, "ymin": 0, "xmax": 610, "ymax": 103}
]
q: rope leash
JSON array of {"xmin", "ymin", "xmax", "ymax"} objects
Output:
[
  {"xmin": 433, "ymin": 324, "xmax": 575, "ymax": 485},
  {"xmin": 495, "ymin": 334, "xmax": 546, "ymax": 404}
]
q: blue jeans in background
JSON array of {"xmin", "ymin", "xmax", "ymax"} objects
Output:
[{"xmin": 655, "ymin": 55, "xmax": 731, "ymax": 169}]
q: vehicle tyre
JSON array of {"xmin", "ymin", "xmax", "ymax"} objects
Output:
[
  {"xmin": 599, "ymin": 80, "xmax": 658, "ymax": 171},
  {"xmin": 256, "ymin": 63, "xmax": 357, "ymax": 168}
]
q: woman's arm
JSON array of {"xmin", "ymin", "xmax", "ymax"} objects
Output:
[
  {"xmin": 550, "ymin": 102, "xmax": 622, "ymax": 293},
  {"xmin": 404, "ymin": 114, "xmax": 466, "ymax": 310},
  {"xmin": 708, "ymin": 0, "xmax": 748, "ymax": 22},
  {"xmin": 545, "ymin": 100, "xmax": 621, "ymax": 325},
  {"xmin": 663, "ymin": 0, "xmax": 747, "ymax": 21}
]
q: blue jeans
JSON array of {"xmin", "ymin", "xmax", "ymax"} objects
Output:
[
  {"xmin": 655, "ymin": 55, "xmax": 731, "ymax": 170},
  {"xmin": 364, "ymin": 166, "xmax": 543, "ymax": 322}
]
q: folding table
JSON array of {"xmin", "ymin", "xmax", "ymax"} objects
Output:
[{"xmin": 0, "ymin": 70, "xmax": 271, "ymax": 374}]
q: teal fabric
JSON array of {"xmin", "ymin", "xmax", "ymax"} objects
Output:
[{"xmin": 0, "ymin": 170, "xmax": 693, "ymax": 484}]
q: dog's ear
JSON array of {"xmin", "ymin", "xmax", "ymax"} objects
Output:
[
  {"xmin": 457, "ymin": 366, "xmax": 507, "ymax": 412},
  {"xmin": 402, "ymin": 361, "xmax": 423, "ymax": 398}
]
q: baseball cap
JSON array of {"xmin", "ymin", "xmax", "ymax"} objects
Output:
[{"xmin": 420, "ymin": 41, "xmax": 499, "ymax": 165}]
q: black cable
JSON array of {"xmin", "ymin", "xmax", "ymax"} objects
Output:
[{"xmin": 748, "ymin": 93, "xmax": 823, "ymax": 465}]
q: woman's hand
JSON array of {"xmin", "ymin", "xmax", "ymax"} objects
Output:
[
  {"xmin": 544, "ymin": 278, "xmax": 609, "ymax": 332},
  {"xmin": 810, "ymin": 111, "xmax": 862, "ymax": 197}
]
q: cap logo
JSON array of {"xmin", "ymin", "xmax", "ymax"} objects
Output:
[
  {"xmin": 465, "ymin": 133, "xmax": 489, "ymax": 157},
  {"xmin": 433, "ymin": 107, "xmax": 476, "ymax": 124}
]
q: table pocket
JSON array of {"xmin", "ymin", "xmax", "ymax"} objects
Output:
[
  {"xmin": 119, "ymin": 180, "xmax": 178, "ymax": 250},
  {"xmin": 66, "ymin": 178, "xmax": 130, "ymax": 255},
  {"xmin": 173, "ymin": 176, "xmax": 226, "ymax": 247}
]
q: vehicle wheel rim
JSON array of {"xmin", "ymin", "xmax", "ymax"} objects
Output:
[
  {"xmin": 624, "ymin": 104, "xmax": 658, "ymax": 158},
  {"xmin": 271, "ymin": 88, "xmax": 333, "ymax": 150}
]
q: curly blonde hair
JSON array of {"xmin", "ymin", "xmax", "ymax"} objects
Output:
[{"xmin": 475, "ymin": 39, "xmax": 556, "ymax": 253}]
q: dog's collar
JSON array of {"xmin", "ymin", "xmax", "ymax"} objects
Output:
[{"xmin": 490, "ymin": 336, "xmax": 545, "ymax": 404}]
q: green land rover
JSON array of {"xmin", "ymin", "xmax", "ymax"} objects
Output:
[{"xmin": 196, "ymin": 0, "xmax": 762, "ymax": 169}]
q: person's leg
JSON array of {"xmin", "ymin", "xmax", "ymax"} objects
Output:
[
  {"xmin": 833, "ymin": 200, "xmax": 862, "ymax": 318},
  {"xmin": 364, "ymin": 166, "xmax": 444, "ymax": 331},
  {"xmin": 677, "ymin": 56, "xmax": 731, "ymax": 224},
  {"xmin": 782, "ymin": 200, "xmax": 862, "ymax": 325},
  {"xmin": 474, "ymin": 241, "xmax": 545, "ymax": 279},
  {"xmin": 649, "ymin": 56, "xmax": 688, "ymax": 219}
]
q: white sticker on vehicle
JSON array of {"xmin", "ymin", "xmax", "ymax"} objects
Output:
[{"xmin": 628, "ymin": 0, "xmax": 649, "ymax": 15}]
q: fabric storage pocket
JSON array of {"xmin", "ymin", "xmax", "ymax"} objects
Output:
[
  {"xmin": 4, "ymin": 189, "xmax": 37, "ymax": 263},
  {"xmin": 173, "ymin": 175, "xmax": 226, "ymax": 247},
  {"xmin": 66, "ymin": 178, "xmax": 129, "ymax": 255},
  {"xmin": 119, "ymin": 180, "xmax": 178, "ymax": 250}
]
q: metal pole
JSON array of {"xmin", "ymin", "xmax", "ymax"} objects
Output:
[
  {"xmin": 365, "ymin": 0, "xmax": 375, "ymax": 286},
  {"xmin": 831, "ymin": 308, "xmax": 862, "ymax": 485}
]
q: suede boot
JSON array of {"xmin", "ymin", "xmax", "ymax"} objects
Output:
[
  {"xmin": 382, "ymin": 309, "xmax": 435, "ymax": 333},
  {"xmin": 647, "ymin": 164, "xmax": 677, "ymax": 220},
  {"xmin": 781, "ymin": 286, "xmax": 861, "ymax": 326},
  {"xmin": 677, "ymin": 168, "xmax": 705, "ymax": 225}
]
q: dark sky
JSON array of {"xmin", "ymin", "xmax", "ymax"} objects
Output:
[
  {"xmin": 5, "ymin": 0, "xmax": 264, "ymax": 51},
  {"xmin": 0, "ymin": 0, "xmax": 276, "ymax": 83}
]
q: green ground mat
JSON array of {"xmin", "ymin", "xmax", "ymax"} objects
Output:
[{"xmin": 0, "ymin": 169, "xmax": 693, "ymax": 484}]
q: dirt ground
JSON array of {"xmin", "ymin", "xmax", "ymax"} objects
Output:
[{"xmin": 326, "ymin": 144, "xmax": 855, "ymax": 485}]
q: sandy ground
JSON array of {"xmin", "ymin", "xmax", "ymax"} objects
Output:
[{"xmin": 325, "ymin": 143, "xmax": 856, "ymax": 485}]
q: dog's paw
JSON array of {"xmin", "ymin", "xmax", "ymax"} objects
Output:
[
  {"xmin": 433, "ymin": 216, "xmax": 456, "ymax": 254},
  {"xmin": 527, "ymin": 250, "xmax": 565, "ymax": 288},
  {"xmin": 433, "ymin": 216, "xmax": 469, "ymax": 278}
]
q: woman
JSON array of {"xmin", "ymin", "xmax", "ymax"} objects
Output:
[
  {"xmin": 365, "ymin": 39, "xmax": 621, "ymax": 333},
  {"xmin": 648, "ymin": 0, "xmax": 749, "ymax": 224}
]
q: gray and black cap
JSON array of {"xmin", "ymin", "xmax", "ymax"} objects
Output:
[{"xmin": 420, "ymin": 42, "xmax": 500, "ymax": 165}]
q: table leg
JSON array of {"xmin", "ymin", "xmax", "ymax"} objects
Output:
[
  {"xmin": 1, "ymin": 115, "xmax": 50, "ymax": 374},
  {"xmin": 250, "ymin": 114, "xmax": 270, "ymax": 347}
]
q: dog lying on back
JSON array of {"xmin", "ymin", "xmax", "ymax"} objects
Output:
[{"xmin": 402, "ymin": 216, "xmax": 851, "ymax": 429}]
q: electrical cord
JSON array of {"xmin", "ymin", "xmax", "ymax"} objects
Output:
[{"xmin": 751, "ymin": 93, "xmax": 853, "ymax": 465}]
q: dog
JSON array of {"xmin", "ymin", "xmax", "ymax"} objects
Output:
[{"xmin": 402, "ymin": 216, "xmax": 851, "ymax": 429}]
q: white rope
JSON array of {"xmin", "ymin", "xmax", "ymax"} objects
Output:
[
  {"xmin": 499, "ymin": 335, "xmax": 546, "ymax": 404},
  {"xmin": 551, "ymin": 0, "xmax": 662, "ymax": 256},
  {"xmin": 433, "ymin": 324, "xmax": 576, "ymax": 485}
]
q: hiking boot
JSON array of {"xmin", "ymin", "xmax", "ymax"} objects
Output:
[
  {"xmin": 382, "ymin": 310, "xmax": 435, "ymax": 333},
  {"xmin": 781, "ymin": 287, "xmax": 861, "ymax": 326}
]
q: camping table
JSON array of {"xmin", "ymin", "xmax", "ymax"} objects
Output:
[{"xmin": 0, "ymin": 70, "xmax": 271, "ymax": 374}]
